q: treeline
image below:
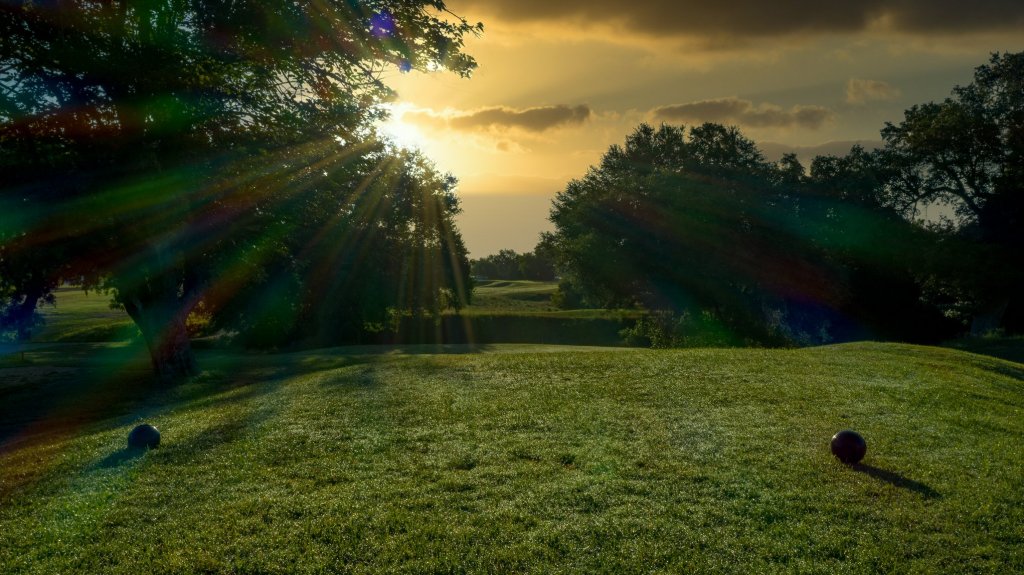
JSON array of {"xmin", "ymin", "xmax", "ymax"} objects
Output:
[
  {"xmin": 470, "ymin": 248, "xmax": 556, "ymax": 281},
  {"xmin": 544, "ymin": 52, "xmax": 1024, "ymax": 347}
]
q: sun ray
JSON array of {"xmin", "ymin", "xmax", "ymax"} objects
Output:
[{"xmin": 377, "ymin": 103, "xmax": 429, "ymax": 151}]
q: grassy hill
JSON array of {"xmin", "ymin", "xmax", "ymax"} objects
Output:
[{"xmin": 1, "ymin": 341, "xmax": 1022, "ymax": 573}]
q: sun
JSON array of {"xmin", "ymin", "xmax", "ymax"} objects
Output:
[{"xmin": 377, "ymin": 103, "xmax": 428, "ymax": 151}]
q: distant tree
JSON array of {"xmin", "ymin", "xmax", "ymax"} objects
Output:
[
  {"xmin": 0, "ymin": 1, "xmax": 480, "ymax": 379},
  {"xmin": 686, "ymin": 123, "xmax": 771, "ymax": 178},
  {"xmin": 469, "ymin": 245, "xmax": 555, "ymax": 282},
  {"xmin": 0, "ymin": 222, "xmax": 96, "ymax": 341},
  {"xmin": 880, "ymin": 51, "xmax": 1024, "ymax": 333},
  {"xmin": 0, "ymin": 238, "xmax": 56, "ymax": 341},
  {"xmin": 807, "ymin": 145, "xmax": 891, "ymax": 209},
  {"xmin": 471, "ymin": 249, "xmax": 521, "ymax": 279},
  {"xmin": 547, "ymin": 122, "xmax": 957, "ymax": 346},
  {"xmin": 548, "ymin": 123, "xmax": 829, "ymax": 344},
  {"xmin": 519, "ymin": 241, "xmax": 556, "ymax": 281},
  {"xmin": 774, "ymin": 153, "xmax": 806, "ymax": 186}
]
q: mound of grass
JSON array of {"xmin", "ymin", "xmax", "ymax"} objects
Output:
[{"xmin": 1, "ymin": 342, "xmax": 1022, "ymax": 573}]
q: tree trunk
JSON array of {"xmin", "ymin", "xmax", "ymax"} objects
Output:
[
  {"xmin": 123, "ymin": 297, "xmax": 198, "ymax": 384},
  {"xmin": 13, "ymin": 286, "xmax": 43, "ymax": 341}
]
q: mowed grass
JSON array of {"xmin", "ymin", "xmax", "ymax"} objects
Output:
[
  {"xmin": 31, "ymin": 287, "xmax": 136, "ymax": 343},
  {"xmin": 466, "ymin": 280, "xmax": 559, "ymax": 313},
  {"xmin": 461, "ymin": 281, "xmax": 642, "ymax": 329},
  {"xmin": 1, "ymin": 342, "xmax": 1022, "ymax": 573}
]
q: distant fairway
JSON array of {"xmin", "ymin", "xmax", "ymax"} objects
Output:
[
  {"xmin": 31, "ymin": 287, "xmax": 136, "ymax": 343},
  {"xmin": 466, "ymin": 279, "xmax": 560, "ymax": 313},
  {"xmin": 1, "ymin": 341, "xmax": 1022, "ymax": 574}
]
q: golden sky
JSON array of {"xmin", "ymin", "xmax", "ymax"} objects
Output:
[{"xmin": 380, "ymin": 1, "xmax": 1024, "ymax": 257}]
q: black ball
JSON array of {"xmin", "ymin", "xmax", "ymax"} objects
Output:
[
  {"xmin": 128, "ymin": 423, "xmax": 161, "ymax": 450},
  {"xmin": 830, "ymin": 430, "xmax": 866, "ymax": 464}
]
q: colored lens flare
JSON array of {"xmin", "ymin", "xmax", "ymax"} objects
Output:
[{"xmin": 370, "ymin": 12, "xmax": 396, "ymax": 39}]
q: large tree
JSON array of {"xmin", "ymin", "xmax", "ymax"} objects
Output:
[
  {"xmin": 548, "ymin": 123, "xmax": 835, "ymax": 344},
  {"xmin": 0, "ymin": 1, "xmax": 479, "ymax": 380},
  {"xmin": 205, "ymin": 145, "xmax": 473, "ymax": 348},
  {"xmin": 880, "ymin": 52, "xmax": 1024, "ymax": 333}
]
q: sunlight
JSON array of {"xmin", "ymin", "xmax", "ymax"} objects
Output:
[{"xmin": 377, "ymin": 103, "xmax": 429, "ymax": 151}]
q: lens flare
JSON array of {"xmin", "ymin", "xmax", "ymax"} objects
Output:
[{"xmin": 377, "ymin": 103, "xmax": 427, "ymax": 151}]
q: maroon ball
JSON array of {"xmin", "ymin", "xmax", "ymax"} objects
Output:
[
  {"xmin": 830, "ymin": 430, "xmax": 866, "ymax": 464},
  {"xmin": 128, "ymin": 423, "xmax": 161, "ymax": 450}
]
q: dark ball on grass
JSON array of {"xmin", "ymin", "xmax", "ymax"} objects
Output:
[
  {"xmin": 128, "ymin": 423, "xmax": 161, "ymax": 450},
  {"xmin": 830, "ymin": 430, "xmax": 866, "ymax": 464}
]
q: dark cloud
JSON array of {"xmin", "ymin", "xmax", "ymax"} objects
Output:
[
  {"xmin": 653, "ymin": 98, "xmax": 833, "ymax": 129},
  {"xmin": 410, "ymin": 104, "xmax": 592, "ymax": 133},
  {"xmin": 846, "ymin": 78, "xmax": 901, "ymax": 104},
  {"xmin": 462, "ymin": 1, "xmax": 1024, "ymax": 38}
]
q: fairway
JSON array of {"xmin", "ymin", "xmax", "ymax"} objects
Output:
[
  {"xmin": 1, "ymin": 342, "xmax": 1021, "ymax": 573},
  {"xmin": 32, "ymin": 287, "xmax": 136, "ymax": 343},
  {"xmin": 466, "ymin": 280, "xmax": 559, "ymax": 313}
]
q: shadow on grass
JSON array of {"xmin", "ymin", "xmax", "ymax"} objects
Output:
[
  {"xmin": 1, "ymin": 342, "xmax": 497, "ymax": 457},
  {"xmin": 853, "ymin": 463, "xmax": 941, "ymax": 499},
  {"xmin": 943, "ymin": 337, "xmax": 1024, "ymax": 366},
  {"xmin": 0, "ymin": 349, "xmax": 154, "ymax": 453},
  {"xmin": 984, "ymin": 363, "xmax": 1024, "ymax": 383},
  {"xmin": 97, "ymin": 448, "xmax": 147, "ymax": 468},
  {"xmin": 1, "ymin": 343, "xmax": 287, "ymax": 454},
  {"xmin": 299, "ymin": 343, "xmax": 498, "ymax": 357}
]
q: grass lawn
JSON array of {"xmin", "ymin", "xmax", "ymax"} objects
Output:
[
  {"xmin": 1, "ymin": 341, "xmax": 1022, "ymax": 573},
  {"xmin": 436, "ymin": 280, "xmax": 642, "ymax": 346},
  {"xmin": 465, "ymin": 280, "xmax": 643, "ymax": 319},
  {"xmin": 466, "ymin": 280, "xmax": 560, "ymax": 313},
  {"xmin": 31, "ymin": 287, "xmax": 136, "ymax": 343}
]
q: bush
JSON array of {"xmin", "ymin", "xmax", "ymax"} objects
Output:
[
  {"xmin": 388, "ymin": 314, "xmax": 636, "ymax": 346},
  {"xmin": 620, "ymin": 309, "xmax": 746, "ymax": 348}
]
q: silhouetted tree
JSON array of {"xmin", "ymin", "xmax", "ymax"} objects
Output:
[
  {"xmin": 548, "ymin": 122, "xmax": 957, "ymax": 346},
  {"xmin": 207, "ymin": 147, "xmax": 472, "ymax": 348},
  {"xmin": 0, "ymin": 1, "xmax": 480, "ymax": 380},
  {"xmin": 520, "ymin": 241, "xmax": 557, "ymax": 281},
  {"xmin": 471, "ymin": 249, "xmax": 521, "ymax": 279},
  {"xmin": 880, "ymin": 52, "xmax": 1024, "ymax": 333},
  {"xmin": 548, "ymin": 123, "xmax": 835, "ymax": 344},
  {"xmin": 469, "ymin": 246, "xmax": 556, "ymax": 282}
]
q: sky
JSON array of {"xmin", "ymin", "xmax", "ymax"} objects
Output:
[{"xmin": 379, "ymin": 1, "xmax": 1024, "ymax": 257}]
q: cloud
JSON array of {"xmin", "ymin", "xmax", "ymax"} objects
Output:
[
  {"xmin": 652, "ymin": 98, "xmax": 833, "ymax": 129},
  {"xmin": 408, "ymin": 105, "xmax": 592, "ymax": 133},
  {"xmin": 846, "ymin": 78, "xmax": 901, "ymax": 104},
  {"xmin": 461, "ymin": 1, "xmax": 1024, "ymax": 40}
]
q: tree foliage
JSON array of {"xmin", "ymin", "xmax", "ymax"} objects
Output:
[
  {"xmin": 881, "ymin": 53, "xmax": 1022, "ymax": 228},
  {"xmin": 548, "ymin": 123, "xmax": 955, "ymax": 346},
  {"xmin": 548, "ymin": 52, "xmax": 1024, "ymax": 346},
  {"xmin": 470, "ymin": 246, "xmax": 555, "ymax": 281},
  {"xmin": 208, "ymin": 146, "xmax": 472, "ymax": 348},
  {"xmin": 880, "ymin": 52, "xmax": 1024, "ymax": 332},
  {"xmin": 0, "ymin": 1, "xmax": 480, "ymax": 379}
]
